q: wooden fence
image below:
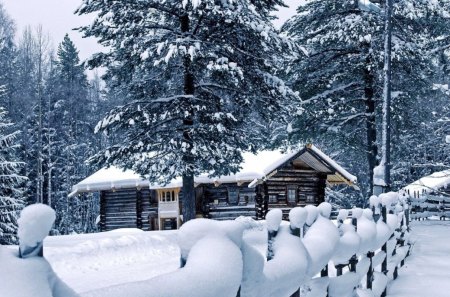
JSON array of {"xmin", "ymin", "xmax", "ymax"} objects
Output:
[
  {"xmin": 259, "ymin": 195, "xmax": 411, "ymax": 297},
  {"xmin": 408, "ymin": 191, "xmax": 450, "ymax": 220}
]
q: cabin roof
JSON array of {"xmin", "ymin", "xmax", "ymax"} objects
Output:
[
  {"xmin": 404, "ymin": 169, "xmax": 450, "ymax": 196},
  {"xmin": 69, "ymin": 144, "xmax": 357, "ymax": 196}
]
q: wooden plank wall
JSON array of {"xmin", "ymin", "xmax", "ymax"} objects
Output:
[
  {"xmin": 201, "ymin": 182, "xmax": 257, "ymax": 220},
  {"xmin": 101, "ymin": 188, "xmax": 158, "ymax": 231},
  {"xmin": 264, "ymin": 167, "xmax": 327, "ymax": 219}
]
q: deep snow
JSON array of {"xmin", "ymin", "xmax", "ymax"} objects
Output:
[{"xmin": 387, "ymin": 219, "xmax": 450, "ymax": 297}]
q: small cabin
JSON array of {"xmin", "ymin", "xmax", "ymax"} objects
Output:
[{"xmin": 69, "ymin": 144, "xmax": 357, "ymax": 231}]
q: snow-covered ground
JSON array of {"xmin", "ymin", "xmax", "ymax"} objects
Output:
[
  {"xmin": 387, "ymin": 219, "xmax": 450, "ymax": 297},
  {"xmin": 44, "ymin": 229, "xmax": 180, "ymax": 295}
]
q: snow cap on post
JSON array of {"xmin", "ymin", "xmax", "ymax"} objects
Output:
[
  {"xmin": 318, "ymin": 202, "xmax": 332, "ymax": 219},
  {"xmin": 363, "ymin": 209, "xmax": 373, "ymax": 220},
  {"xmin": 337, "ymin": 209, "xmax": 349, "ymax": 222},
  {"xmin": 352, "ymin": 208, "xmax": 363, "ymax": 219},
  {"xmin": 289, "ymin": 207, "xmax": 307, "ymax": 229},
  {"xmin": 266, "ymin": 209, "xmax": 283, "ymax": 232},
  {"xmin": 369, "ymin": 195, "xmax": 381, "ymax": 208},
  {"xmin": 380, "ymin": 192, "xmax": 398, "ymax": 209},
  {"xmin": 18, "ymin": 204, "xmax": 56, "ymax": 258},
  {"xmin": 305, "ymin": 205, "xmax": 319, "ymax": 226}
]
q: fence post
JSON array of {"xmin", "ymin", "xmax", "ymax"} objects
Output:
[
  {"xmin": 381, "ymin": 205, "xmax": 388, "ymax": 297},
  {"xmin": 367, "ymin": 251, "xmax": 374, "ymax": 289},
  {"xmin": 349, "ymin": 216, "xmax": 358, "ymax": 272},
  {"xmin": 290, "ymin": 224, "xmax": 301, "ymax": 297},
  {"xmin": 267, "ymin": 229, "xmax": 277, "ymax": 261}
]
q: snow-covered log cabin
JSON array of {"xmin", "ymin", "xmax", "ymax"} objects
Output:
[{"xmin": 69, "ymin": 144, "xmax": 357, "ymax": 231}]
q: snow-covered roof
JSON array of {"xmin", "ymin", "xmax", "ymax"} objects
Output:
[
  {"xmin": 69, "ymin": 144, "xmax": 357, "ymax": 196},
  {"xmin": 404, "ymin": 169, "xmax": 450, "ymax": 197},
  {"xmin": 68, "ymin": 167, "xmax": 149, "ymax": 197}
]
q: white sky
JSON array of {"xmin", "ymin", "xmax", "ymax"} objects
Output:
[{"xmin": 2, "ymin": 0, "xmax": 302, "ymax": 66}]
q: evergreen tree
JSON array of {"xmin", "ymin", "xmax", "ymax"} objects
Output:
[
  {"xmin": 0, "ymin": 3, "xmax": 16, "ymax": 112},
  {"xmin": 77, "ymin": 0, "xmax": 300, "ymax": 221},
  {"xmin": 44, "ymin": 35, "xmax": 98, "ymax": 234},
  {"xmin": 0, "ymin": 97, "xmax": 26, "ymax": 245}
]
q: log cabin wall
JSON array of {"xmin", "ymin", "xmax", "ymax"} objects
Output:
[
  {"xmin": 100, "ymin": 188, "xmax": 158, "ymax": 231},
  {"xmin": 263, "ymin": 164, "xmax": 328, "ymax": 219},
  {"xmin": 200, "ymin": 182, "xmax": 257, "ymax": 220}
]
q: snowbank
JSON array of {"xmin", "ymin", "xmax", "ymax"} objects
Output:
[
  {"xmin": 82, "ymin": 235, "xmax": 242, "ymax": 297},
  {"xmin": 0, "ymin": 247, "xmax": 79, "ymax": 297}
]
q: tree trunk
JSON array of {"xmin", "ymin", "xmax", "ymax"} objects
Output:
[
  {"xmin": 381, "ymin": 0, "xmax": 393, "ymax": 192},
  {"xmin": 180, "ymin": 12, "xmax": 196, "ymax": 223},
  {"xmin": 363, "ymin": 42, "xmax": 378, "ymax": 197}
]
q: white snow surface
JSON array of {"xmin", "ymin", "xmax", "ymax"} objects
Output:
[
  {"xmin": 0, "ymin": 247, "xmax": 79, "ymax": 297},
  {"xmin": 387, "ymin": 220, "xmax": 450, "ymax": 297},
  {"xmin": 44, "ymin": 230, "xmax": 180, "ymax": 294},
  {"xmin": 82, "ymin": 235, "xmax": 243, "ymax": 297},
  {"xmin": 18, "ymin": 204, "xmax": 56, "ymax": 249}
]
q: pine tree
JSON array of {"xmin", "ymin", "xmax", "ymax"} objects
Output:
[
  {"xmin": 77, "ymin": 0, "xmax": 300, "ymax": 222},
  {"xmin": 45, "ymin": 35, "xmax": 98, "ymax": 234},
  {"xmin": 0, "ymin": 96, "xmax": 26, "ymax": 245}
]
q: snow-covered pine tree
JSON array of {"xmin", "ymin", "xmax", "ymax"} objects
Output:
[
  {"xmin": 0, "ymin": 93, "xmax": 26, "ymax": 245},
  {"xmin": 283, "ymin": 0, "xmax": 450, "ymax": 198},
  {"xmin": 44, "ymin": 35, "xmax": 99, "ymax": 234},
  {"xmin": 77, "ymin": 0, "xmax": 301, "ymax": 222},
  {"xmin": 0, "ymin": 3, "xmax": 16, "ymax": 112}
]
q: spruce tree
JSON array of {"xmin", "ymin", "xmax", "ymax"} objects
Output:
[
  {"xmin": 77, "ymin": 0, "xmax": 300, "ymax": 222},
  {"xmin": 0, "ymin": 98, "xmax": 26, "ymax": 245}
]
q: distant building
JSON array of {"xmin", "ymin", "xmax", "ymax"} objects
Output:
[
  {"xmin": 69, "ymin": 144, "xmax": 357, "ymax": 231},
  {"xmin": 404, "ymin": 169, "xmax": 450, "ymax": 198},
  {"xmin": 405, "ymin": 170, "xmax": 450, "ymax": 218}
]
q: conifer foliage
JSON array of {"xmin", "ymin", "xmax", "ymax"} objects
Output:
[
  {"xmin": 0, "ymin": 94, "xmax": 26, "ymax": 245},
  {"xmin": 77, "ymin": 0, "xmax": 300, "ymax": 221}
]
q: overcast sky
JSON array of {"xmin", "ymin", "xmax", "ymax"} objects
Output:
[{"xmin": 2, "ymin": 0, "xmax": 301, "ymax": 64}]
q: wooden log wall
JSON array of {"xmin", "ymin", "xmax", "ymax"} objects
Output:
[
  {"xmin": 265, "ymin": 167, "xmax": 327, "ymax": 219},
  {"xmin": 201, "ymin": 182, "xmax": 257, "ymax": 220},
  {"xmin": 101, "ymin": 188, "xmax": 158, "ymax": 232}
]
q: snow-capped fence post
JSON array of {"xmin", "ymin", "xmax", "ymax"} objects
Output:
[
  {"xmin": 349, "ymin": 213, "xmax": 358, "ymax": 272},
  {"xmin": 381, "ymin": 204, "xmax": 388, "ymax": 297},
  {"xmin": 266, "ymin": 209, "xmax": 282, "ymax": 261},
  {"xmin": 366, "ymin": 251, "xmax": 374, "ymax": 289},
  {"xmin": 17, "ymin": 204, "xmax": 56, "ymax": 259},
  {"xmin": 289, "ymin": 207, "xmax": 307, "ymax": 297}
]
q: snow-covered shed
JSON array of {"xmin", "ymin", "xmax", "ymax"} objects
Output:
[
  {"xmin": 404, "ymin": 169, "xmax": 450, "ymax": 198},
  {"xmin": 69, "ymin": 144, "xmax": 357, "ymax": 231}
]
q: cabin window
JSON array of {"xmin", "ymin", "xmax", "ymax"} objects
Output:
[
  {"xmin": 228, "ymin": 187, "xmax": 239, "ymax": 205},
  {"xmin": 306, "ymin": 195, "xmax": 315, "ymax": 203},
  {"xmin": 269, "ymin": 195, "xmax": 278, "ymax": 203},
  {"xmin": 247, "ymin": 193, "xmax": 255, "ymax": 204},
  {"xmin": 287, "ymin": 186, "xmax": 297, "ymax": 203},
  {"xmin": 172, "ymin": 191, "xmax": 175, "ymax": 201}
]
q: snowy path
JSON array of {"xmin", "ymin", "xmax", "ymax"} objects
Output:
[
  {"xmin": 44, "ymin": 229, "xmax": 180, "ymax": 294},
  {"xmin": 387, "ymin": 220, "xmax": 450, "ymax": 297}
]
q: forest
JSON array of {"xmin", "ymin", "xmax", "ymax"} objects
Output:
[{"xmin": 1, "ymin": 0, "xmax": 449, "ymax": 243}]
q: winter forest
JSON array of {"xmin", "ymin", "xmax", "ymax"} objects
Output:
[
  {"xmin": 0, "ymin": 0, "xmax": 449, "ymax": 244},
  {"xmin": 2, "ymin": 1, "xmax": 450, "ymax": 297}
]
